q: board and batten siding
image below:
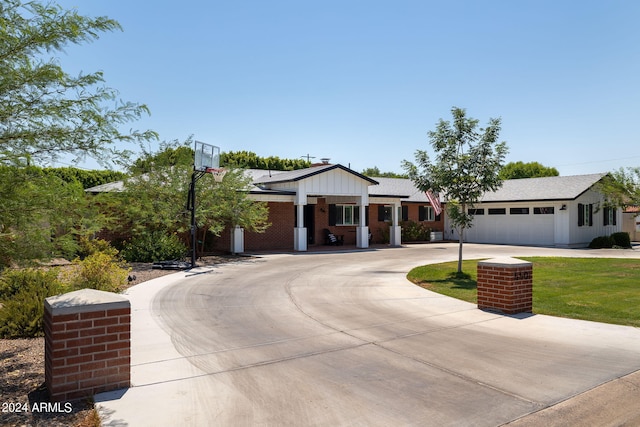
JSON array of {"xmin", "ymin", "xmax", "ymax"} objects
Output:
[
  {"xmin": 453, "ymin": 189, "xmax": 621, "ymax": 247},
  {"xmin": 267, "ymin": 168, "xmax": 373, "ymax": 198}
]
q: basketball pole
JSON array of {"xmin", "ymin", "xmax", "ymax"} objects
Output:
[
  {"xmin": 190, "ymin": 141, "xmax": 220, "ymax": 268},
  {"xmin": 188, "ymin": 169, "xmax": 207, "ymax": 268}
]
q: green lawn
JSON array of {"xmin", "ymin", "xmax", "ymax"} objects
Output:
[{"xmin": 406, "ymin": 257, "xmax": 640, "ymax": 327}]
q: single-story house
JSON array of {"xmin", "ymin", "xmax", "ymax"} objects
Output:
[
  {"xmin": 87, "ymin": 164, "xmax": 624, "ymax": 252},
  {"xmin": 229, "ymin": 163, "xmax": 444, "ymax": 252}
]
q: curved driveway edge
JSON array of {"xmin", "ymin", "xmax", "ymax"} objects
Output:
[{"xmin": 95, "ymin": 243, "xmax": 640, "ymax": 426}]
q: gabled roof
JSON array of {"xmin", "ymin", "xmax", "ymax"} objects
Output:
[
  {"xmin": 252, "ymin": 164, "xmax": 378, "ymax": 185},
  {"xmin": 478, "ymin": 173, "xmax": 607, "ymax": 203}
]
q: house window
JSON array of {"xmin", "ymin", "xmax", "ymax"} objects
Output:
[
  {"xmin": 488, "ymin": 208, "xmax": 506, "ymax": 215},
  {"xmin": 468, "ymin": 208, "xmax": 484, "ymax": 215},
  {"xmin": 534, "ymin": 207, "xmax": 555, "ymax": 215},
  {"xmin": 510, "ymin": 207, "xmax": 530, "ymax": 215},
  {"xmin": 603, "ymin": 206, "xmax": 617, "ymax": 226},
  {"xmin": 401, "ymin": 205, "xmax": 409, "ymax": 221},
  {"xmin": 336, "ymin": 205, "xmax": 360, "ymax": 226},
  {"xmin": 419, "ymin": 205, "xmax": 441, "ymax": 221},
  {"xmin": 420, "ymin": 206, "xmax": 435, "ymax": 221},
  {"xmin": 578, "ymin": 203, "xmax": 593, "ymax": 227}
]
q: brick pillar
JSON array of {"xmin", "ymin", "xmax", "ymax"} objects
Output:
[
  {"xmin": 477, "ymin": 257, "xmax": 533, "ymax": 315},
  {"xmin": 44, "ymin": 289, "xmax": 130, "ymax": 402}
]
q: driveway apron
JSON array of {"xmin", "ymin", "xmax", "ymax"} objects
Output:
[{"xmin": 95, "ymin": 244, "xmax": 640, "ymax": 426}]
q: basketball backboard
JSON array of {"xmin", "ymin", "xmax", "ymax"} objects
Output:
[{"xmin": 194, "ymin": 140, "xmax": 220, "ymax": 171}]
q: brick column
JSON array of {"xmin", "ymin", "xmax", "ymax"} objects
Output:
[
  {"xmin": 44, "ymin": 289, "xmax": 130, "ymax": 402},
  {"xmin": 477, "ymin": 257, "xmax": 533, "ymax": 315}
]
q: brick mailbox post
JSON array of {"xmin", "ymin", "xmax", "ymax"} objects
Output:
[
  {"xmin": 477, "ymin": 257, "xmax": 533, "ymax": 315},
  {"xmin": 44, "ymin": 289, "xmax": 130, "ymax": 402}
]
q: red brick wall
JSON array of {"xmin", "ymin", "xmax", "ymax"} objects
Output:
[
  {"xmin": 244, "ymin": 202, "xmax": 296, "ymax": 251},
  {"xmin": 45, "ymin": 306, "xmax": 130, "ymax": 402},
  {"xmin": 404, "ymin": 203, "xmax": 445, "ymax": 232},
  {"xmin": 477, "ymin": 262, "xmax": 533, "ymax": 314}
]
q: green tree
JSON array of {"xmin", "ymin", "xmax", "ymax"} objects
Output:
[
  {"xmin": 130, "ymin": 139, "xmax": 194, "ymax": 174},
  {"xmin": 221, "ymin": 151, "xmax": 310, "ymax": 170},
  {"xmin": 0, "ymin": 1, "xmax": 155, "ymax": 266},
  {"xmin": 403, "ymin": 107, "xmax": 508, "ymax": 273},
  {"xmin": 597, "ymin": 167, "xmax": 640, "ymax": 209},
  {"xmin": 97, "ymin": 143, "xmax": 270, "ymax": 258},
  {"xmin": 499, "ymin": 161, "xmax": 559, "ymax": 180},
  {"xmin": 0, "ymin": 166, "xmax": 95, "ymax": 268},
  {"xmin": 362, "ymin": 166, "xmax": 408, "ymax": 178},
  {"xmin": 1, "ymin": 0, "xmax": 157, "ymax": 166}
]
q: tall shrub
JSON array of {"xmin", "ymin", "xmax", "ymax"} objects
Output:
[{"xmin": 0, "ymin": 269, "xmax": 65, "ymax": 338}]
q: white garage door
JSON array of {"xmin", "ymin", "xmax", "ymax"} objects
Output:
[{"xmin": 461, "ymin": 207, "xmax": 555, "ymax": 246}]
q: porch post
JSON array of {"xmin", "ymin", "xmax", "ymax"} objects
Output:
[
  {"xmin": 294, "ymin": 192, "xmax": 307, "ymax": 251},
  {"xmin": 356, "ymin": 195, "xmax": 369, "ymax": 249},
  {"xmin": 230, "ymin": 225, "xmax": 244, "ymax": 254},
  {"xmin": 389, "ymin": 202, "xmax": 402, "ymax": 246}
]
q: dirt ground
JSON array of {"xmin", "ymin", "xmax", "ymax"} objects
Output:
[{"xmin": 0, "ymin": 255, "xmax": 242, "ymax": 427}]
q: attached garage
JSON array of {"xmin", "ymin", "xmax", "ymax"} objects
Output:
[{"xmin": 446, "ymin": 174, "xmax": 623, "ymax": 248}]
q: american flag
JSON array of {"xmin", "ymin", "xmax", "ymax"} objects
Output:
[{"xmin": 425, "ymin": 190, "xmax": 442, "ymax": 216}]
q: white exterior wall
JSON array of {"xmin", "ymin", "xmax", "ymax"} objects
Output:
[
  {"xmin": 449, "ymin": 192, "xmax": 622, "ymax": 247},
  {"xmin": 456, "ymin": 202, "xmax": 559, "ymax": 246},
  {"xmin": 568, "ymin": 189, "xmax": 622, "ymax": 246},
  {"xmin": 267, "ymin": 168, "xmax": 372, "ymax": 197}
]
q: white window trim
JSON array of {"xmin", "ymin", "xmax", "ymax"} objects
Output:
[
  {"xmin": 336, "ymin": 204, "xmax": 360, "ymax": 226},
  {"xmin": 423, "ymin": 205, "xmax": 435, "ymax": 221}
]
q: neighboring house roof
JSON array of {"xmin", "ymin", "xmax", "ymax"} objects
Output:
[
  {"xmin": 478, "ymin": 173, "xmax": 607, "ymax": 203},
  {"xmin": 85, "ymin": 180, "xmax": 125, "ymax": 193},
  {"xmin": 252, "ymin": 164, "xmax": 378, "ymax": 186}
]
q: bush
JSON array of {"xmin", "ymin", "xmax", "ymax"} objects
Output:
[
  {"xmin": 62, "ymin": 251, "xmax": 130, "ymax": 293},
  {"xmin": 0, "ymin": 269, "xmax": 66, "ymax": 338},
  {"xmin": 611, "ymin": 232, "xmax": 631, "ymax": 248},
  {"xmin": 589, "ymin": 236, "xmax": 614, "ymax": 249},
  {"xmin": 120, "ymin": 232, "xmax": 187, "ymax": 262},
  {"xmin": 77, "ymin": 237, "xmax": 118, "ymax": 259},
  {"xmin": 400, "ymin": 220, "xmax": 431, "ymax": 242}
]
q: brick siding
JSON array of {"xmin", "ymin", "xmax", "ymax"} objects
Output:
[
  {"xmin": 45, "ymin": 292, "xmax": 130, "ymax": 402},
  {"xmin": 477, "ymin": 260, "xmax": 533, "ymax": 314}
]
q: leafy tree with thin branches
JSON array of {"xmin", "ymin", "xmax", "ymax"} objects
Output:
[
  {"xmin": 403, "ymin": 107, "xmax": 508, "ymax": 273},
  {"xmin": 1, "ymin": 0, "xmax": 157, "ymax": 166},
  {"xmin": 0, "ymin": 0, "xmax": 156, "ymax": 266}
]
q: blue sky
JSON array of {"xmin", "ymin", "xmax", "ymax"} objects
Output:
[{"xmin": 53, "ymin": 0, "xmax": 640, "ymax": 175}]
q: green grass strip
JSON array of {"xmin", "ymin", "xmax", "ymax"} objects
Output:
[{"xmin": 406, "ymin": 257, "xmax": 640, "ymax": 327}]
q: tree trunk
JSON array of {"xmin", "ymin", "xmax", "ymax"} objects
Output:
[
  {"xmin": 457, "ymin": 227, "xmax": 464, "ymax": 274},
  {"xmin": 199, "ymin": 227, "xmax": 208, "ymax": 257}
]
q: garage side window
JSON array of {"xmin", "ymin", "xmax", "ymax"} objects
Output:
[
  {"xmin": 603, "ymin": 206, "xmax": 617, "ymax": 226},
  {"xmin": 578, "ymin": 203, "xmax": 593, "ymax": 227},
  {"xmin": 534, "ymin": 207, "xmax": 555, "ymax": 214}
]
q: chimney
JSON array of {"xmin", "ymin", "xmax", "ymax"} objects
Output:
[{"xmin": 311, "ymin": 158, "xmax": 332, "ymax": 167}]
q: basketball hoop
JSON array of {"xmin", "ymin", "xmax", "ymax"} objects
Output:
[{"xmin": 206, "ymin": 167, "xmax": 226, "ymax": 183}]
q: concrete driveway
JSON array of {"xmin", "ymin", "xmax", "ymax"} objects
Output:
[{"xmin": 96, "ymin": 243, "xmax": 640, "ymax": 426}]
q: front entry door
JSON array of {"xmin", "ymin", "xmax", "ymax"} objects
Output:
[{"xmin": 304, "ymin": 204, "xmax": 315, "ymax": 244}]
